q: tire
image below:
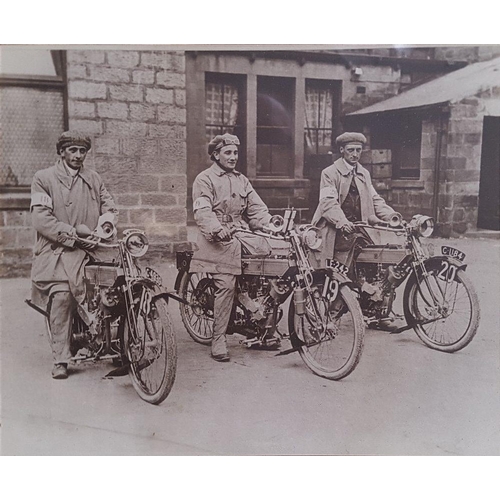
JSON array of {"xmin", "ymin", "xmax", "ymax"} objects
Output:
[
  {"xmin": 124, "ymin": 293, "xmax": 177, "ymax": 405},
  {"xmin": 178, "ymin": 272, "xmax": 215, "ymax": 345},
  {"xmin": 403, "ymin": 263, "xmax": 480, "ymax": 353},
  {"xmin": 289, "ymin": 280, "xmax": 365, "ymax": 380}
]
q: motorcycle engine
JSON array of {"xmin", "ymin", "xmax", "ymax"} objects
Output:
[
  {"xmin": 237, "ymin": 276, "xmax": 290, "ymax": 327},
  {"xmin": 356, "ymin": 263, "xmax": 396, "ymax": 319}
]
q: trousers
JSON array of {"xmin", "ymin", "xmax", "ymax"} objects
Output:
[
  {"xmin": 49, "ymin": 291, "xmax": 76, "ymax": 364},
  {"xmin": 211, "ymin": 274, "xmax": 236, "ymax": 356}
]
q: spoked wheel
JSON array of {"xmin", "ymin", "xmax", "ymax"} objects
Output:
[
  {"xmin": 403, "ymin": 261, "xmax": 480, "ymax": 353},
  {"xmin": 289, "ymin": 278, "xmax": 365, "ymax": 380},
  {"xmin": 178, "ymin": 272, "xmax": 215, "ymax": 345},
  {"xmin": 124, "ymin": 289, "xmax": 177, "ymax": 405}
]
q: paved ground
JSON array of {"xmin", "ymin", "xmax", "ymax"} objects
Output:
[{"xmin": 1, "ymin": 237, "xmax": 499, "ymax": 455}]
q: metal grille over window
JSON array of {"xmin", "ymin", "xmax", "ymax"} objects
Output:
[
  {"xmin": 305, "ymin": 85, "xmax": 333, "ymax": 155},
  {"xmin": 0, "ymin": 87, "xmax": 64, "ymax": 186},
  {"xmin": 205, "ymin": 82, "xmax": 240, "ymax": 142}
]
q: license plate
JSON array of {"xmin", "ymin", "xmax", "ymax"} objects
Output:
[
  {"xmin": 326, "ymin": 259, "xmax": 349, "ymax": 276},
  {"xmin": 145, "ymin": 267, "xmax": 163, "ymax": 287},
  {"xmin": 441, "ymin": 246, "xmax": 466, "ymax": 262}
]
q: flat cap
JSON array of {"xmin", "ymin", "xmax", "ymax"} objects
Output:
[
  {"xmin": 335, "ymin": 132, "xmax": 367, "ymax": 146},
  {"xmin": 56, "ymin": 131, "xmax": 92, "ymax": 153},
  {"xmin": 208, "ymin": 133, "xmax": 240, "ymax": 157}
]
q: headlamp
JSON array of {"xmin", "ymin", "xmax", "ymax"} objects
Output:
[
  {"xmin": 124, "ymin": 230, "xmax": 149, "ymax": 257},
  {"xmin": 299, "ymin": 225, "xmax": 323, "ymax": 250},
  {"xmin": 411, "ymin": 215, "xmax": 435, "ymax": 238}
]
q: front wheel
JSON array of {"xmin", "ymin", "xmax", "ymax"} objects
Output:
[
  {"xmin": 289, "ymin": 280, "xmax": 365, "ymax": 380},
  {"xmin": 178, "ymin": 272, "xmax": 215, "ymax": 345},
  {"xmin": 403, "ymin": 262, "xmax": 480, "ymax": 353},
  {"xmin": 124, "ymin": 292, "xmax": 177, "ymax": 405}
]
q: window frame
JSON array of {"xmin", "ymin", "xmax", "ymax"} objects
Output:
[
  {"xmin": 0, "ymin": 50, "xmax": 67, "ymax": 198},
  {"xmin": 204, "ymin": 72, "xmax": 247, "ymax": 172},
  {"xmin": 370, "ymin": 111, "xmax": 422, "ymax": 180},
  {"xmin": 256, "ymin": 75, "xmax": 295, "ymax": 178}
]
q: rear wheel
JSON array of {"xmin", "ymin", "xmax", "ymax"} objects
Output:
[
  {"xmin": 403, "ymin": 262, "xmax": 480, "ymax": 353},
  {"xmin": 124, "ymin": 290, "xmax": 177, "ymax": 405},
  {"xmin": 178, "ymin": 272, "xmax": 215, "ymax": 345},
  {"xmin": 289, "ymin": 279, "xmax": 365, "ymax": 380}
]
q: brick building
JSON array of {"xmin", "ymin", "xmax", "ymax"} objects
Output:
[{"xmin": 1, "ymin": 46, "xmax": 499, "ymax": 277}]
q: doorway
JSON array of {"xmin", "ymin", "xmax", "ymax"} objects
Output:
[{"xmin": 478, "ymin": 116, "xmax": 500, "ymax": 230}]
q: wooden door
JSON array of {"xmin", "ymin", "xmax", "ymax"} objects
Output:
[{"xmin": 478, "ymin": 116, "xmax": 500, "ymax": 230}]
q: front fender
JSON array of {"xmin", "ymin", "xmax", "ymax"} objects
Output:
[
  {"xmin": 315, "ymin": 268, "xmax": 356, "ymax": 290},
  {"xmin": 130, "ymin": 276, "xmax": 159, "ymax": 290},
  {"xmin": 407, "ymin": 255, "xmax": 468, "ymax": 289},
  {"xmin": 419, "ymin": 255, "xmax": 468, "ymax": 273}
]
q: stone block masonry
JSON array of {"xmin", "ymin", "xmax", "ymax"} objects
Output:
[
  {"xmin": 437, "ymin": 101, "xmax": 483, "ymax": 236},
  {"xmin": 66, "ymin": 50, "xmax": 188, "ymax": 254},
  {"xmin": 0, "ymin": 210, "xmax": 35, "ymax": 277}
]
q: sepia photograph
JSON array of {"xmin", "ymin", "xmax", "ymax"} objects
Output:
[{"xmin": 1, "ymin": 38, "xmax": 499, "ymax": 474}]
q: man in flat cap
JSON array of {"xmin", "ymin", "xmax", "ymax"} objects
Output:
[
  {"xmin": 310, "ymin": 132, "xmax": 398, "ymax": 269},
  {"xmin": 190, "ymin": 133, "xmax": 273, "ymax": 361},
  {"xmin": 31, "ymin": 131, "xmax": 118, "ymax": 379}
]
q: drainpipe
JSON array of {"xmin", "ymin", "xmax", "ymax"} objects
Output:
[{"xmin": 432, "ymin": 113, "xmax": 445, "ymax": 223}]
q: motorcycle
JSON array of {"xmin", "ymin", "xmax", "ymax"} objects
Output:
[
  {"xmin": 175, "ymin": 209, "xmax": 365, "ymax": 380},
  {"xmin": 347, "ymin": 213, "xmax": 480, "ymax": 352},
  {"xmin": 26, "ymin": 215, "xmax": 177, "ymax": 405}
]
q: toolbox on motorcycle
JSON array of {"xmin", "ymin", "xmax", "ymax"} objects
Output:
[
  {"xmin": 356, "ymin": 247, "xmax": 409, "ymax": 265},
  {"xmin": 242, "ymin": 257, "xmax": 290, "ymax": 277},
  {"xmin": 362, "ymin": 226, "xmax": 406, "ymax": 246},
  {"xmin": 84, "ymin": 264, "xmax": 123, "ymax": 286}
]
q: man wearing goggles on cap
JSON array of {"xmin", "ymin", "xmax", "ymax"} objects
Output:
[
  {"xmin": 30, "ymin": 131, "xmax": 118, "ymax": 379},
  {"xmin": 310, "ymin": 132, "xmax": 399, "ymax": 270},
  {"xmin": 190, "ymin": 133, "xmax": 273, "ymax": 362}
]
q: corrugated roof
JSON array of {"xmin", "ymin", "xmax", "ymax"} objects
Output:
[{"xmin": 348, "ymin": 56, "xmax": 500, "ymax": 116}]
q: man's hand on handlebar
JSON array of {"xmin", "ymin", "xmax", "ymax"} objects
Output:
[
  {"xmin": 74, "ymin": 224, "xmax": 98, "ymax": 250},
  {"xmin": 75, "ymin": 236, "xmax": 99, "ymax": 250},
  {"xmin": 340, "ymin": 221, "xmax": 356, "ymax": 234},
  {"xmin": 214, "ymin": 226, "xmax": 232, "ymax": 242}
]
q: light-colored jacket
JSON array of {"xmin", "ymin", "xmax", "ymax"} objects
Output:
[
  {"xmin": 310, "ymin": 158, "xmax": 395, "ymax": 268},
  {"xmin": 190, "ymin": 163, "xmax": 271, "ymax": 274},
  {"xmin": 30, "ymin": 159, "xmax": 118, "ymax": 308}
]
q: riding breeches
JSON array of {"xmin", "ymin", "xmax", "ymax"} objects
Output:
[
  {"xmin": 211, "ymin": 274, "xmax": 236, "ymax": 356},
  {"xmin": 48, "ymin": 291, "xmax": 76, "ymax": 364}
]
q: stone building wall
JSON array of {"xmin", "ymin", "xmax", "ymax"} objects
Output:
[
  {"xmin": 390, "ymin": 117, "xmax": 441, "ymax": 223},
  {"xmin": 66, "ymin": 49, "xmax": 188, "ymax": 255},
  {"xmin": 437, "ymin": 98, "xmax": 484, "ymax": 236},
  {"xmin": 0, "ymin": 208, "xmax": 34, "ymax": 277}
]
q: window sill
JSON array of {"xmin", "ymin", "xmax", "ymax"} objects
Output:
[
  {"xmin": 0, "ymin": 188, "xmax": 31, "ymax": 210},
  {"xmin": 252, "ymin": 178, "xmax": 310, "ymax": 189},
  {"xmin": 391, "ymin": 179, "xmax": 425, "ymax": 189}
]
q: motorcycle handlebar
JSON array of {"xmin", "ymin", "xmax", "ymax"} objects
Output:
[
  {"xmin": 65, "ymin": 233, "xmax": 119, "ymax": 248},
  {"xmin": 354, "ymin": 221, "xmax": 405, "ymax": 233},
  {"xmin": 231, "ymin": 227, "xmax": 287, "ymax": 241}
]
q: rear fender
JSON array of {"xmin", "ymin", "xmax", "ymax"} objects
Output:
[
  {"xmin": 176, "ymin": 251, "xmax": 193, "ymax": 272},
  {"xmin": 174, "ymin": 271, "xmax": 185, "ymax": 293}
]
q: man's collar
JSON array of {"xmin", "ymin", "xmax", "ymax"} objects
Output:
[
  {"xmin": 62, "ymin": 160, "xmax": 79, "ymax": 177},
  {"xmin": 338, "ymin": 158, "xmax": 365, "ymax": 178},
  {"xmin": 210, "ymin": 162, "xmax": 241, "ymax": 176},
  {"xmin": 55, "ymin": 158, "xmax": 92, "ymax": 187}
]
